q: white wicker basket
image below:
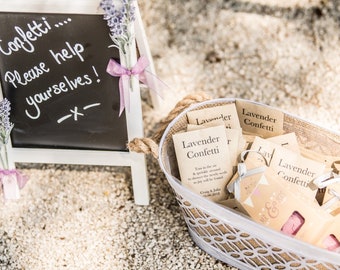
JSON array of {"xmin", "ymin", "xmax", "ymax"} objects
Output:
[{"xmin": 158, "ymin": 98, "xmax": 340, "ymax": 270}]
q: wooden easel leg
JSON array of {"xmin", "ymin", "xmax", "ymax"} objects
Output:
[
  {"xmin": 134, "ymin": 3, "xmax": 163, "ymax": 110},
  {"xmin": 130, "ymin": 152, "xmax": 150, "ymax": 205}
]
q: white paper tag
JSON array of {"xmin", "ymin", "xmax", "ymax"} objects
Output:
[
  {"xmin": 172, "ymin": 125, "xmax": 234, "ymax": 202},
  {"xmin": 2, "ymin": 173, "xmax": 20, "ymax": 200}
]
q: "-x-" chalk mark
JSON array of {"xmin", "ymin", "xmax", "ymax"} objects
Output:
[{"xmin": 57, "ymin": 103, "xmax": 101, "ymax": 123}]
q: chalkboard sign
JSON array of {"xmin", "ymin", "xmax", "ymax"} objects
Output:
[
  {"xmin": 0, "ymin": 1, "xmax": 152, "ymax": 205},
  {"xmin": 0, "ymin": 13, "xmax": 127, "ymax": 151}
]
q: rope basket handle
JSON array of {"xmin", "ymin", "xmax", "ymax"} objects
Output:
[{"xmin": 128, "ymin": 91, "xmax": 212, "ymax": 158}]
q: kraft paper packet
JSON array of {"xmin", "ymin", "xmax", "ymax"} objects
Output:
[
  {"xmin": 172, "ymin": 125, "xmax": 234, "ymax": 202},
  {"xmin": 307, "ymin": 169, "xmax": 340, "ymax": 207},
  {"xmin": 242, "ymin": 134, "xmax": 256, "ymax": 150},
  {"xmin": 267, "ymin": 132, "xmax": 300, "ymax": 153},
  {"xmin": 236, "ymin": 100, "xmax": 284, "ymax": 138},
  {"xmin": 317, "ymin": 175, "xmax": 340, "ymax": 215},
  {"xmin": 226, "ymin": 161, "xmax": 267, "ymax": 204},
  {"xmin": 227, "ymin": 133, "xmax": 311, "ymax": 199},
  {"xmin": 241, "ymin": 132, "xmax": 299, "ymax": 153},
  {"xmin": 315, "ymin": 215, "xmax": 340, "ymax": 251},
  {"xmin": 186, "ymin": 119, "xmax": 226, "ymax": 131},
  {"xmin": 187, "ymin": 120, "xmax": 245, "ymax": 169},
  {"xmin": 186, "ymin": 104, "xmax": 241, "ymax": 129},
  {"xmin": 245, "ymin": 136, "xmax": 326, "ymax": 201},
  {"xmin": 300, "ymin": 147, "xmax": 340, "ymax": 172},
  {"xmin": 323, "ymin": 178, "xmax": 340, "ymax": 202},
  {"xmin": 236, "ymin": 166, "xmax": 333, "ymax": 245}
]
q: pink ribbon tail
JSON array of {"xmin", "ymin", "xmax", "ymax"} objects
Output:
[
  {"xmin": 106, "ymin": 56, "xmax": 166, "ymax": 116},
  {"xmin": 119, "ymin": 75, "xmax": 131, "ymax": 116},
  {"xmin": 132, "ymin": 56, "xmax": 166, "ymax": 99},
  {"xmin": 16, "ymin": 172, "xmax": 29, "ymax": 189}
]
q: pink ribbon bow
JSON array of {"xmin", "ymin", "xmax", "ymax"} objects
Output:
[
  {"xmin": 106, "ymin": 55, "xmax": 165, "ymax": 116},
  {"xmin": 0, "ymin": 169, "xmax": 29, "ymax": 200},
  {"xmin": 0, "ymin": 169, "xmax": 29, "ymax": 189}
]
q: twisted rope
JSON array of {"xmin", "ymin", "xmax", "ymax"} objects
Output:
[
  {"xmin": 128, "ymin": 91, "xmax": 211, "ymax": 158},
  {"xmin": 128, "ymin": 137, "xmax": 159, "ymax": 159}
]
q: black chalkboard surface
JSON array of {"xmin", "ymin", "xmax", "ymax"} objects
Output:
[{"xmin": 0, "ymin": 12, "xmax": 128, "ymax": 151}]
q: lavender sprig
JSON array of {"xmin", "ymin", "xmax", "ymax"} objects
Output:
[
  {"xmin": 0, "ymin": 98, "xmax": 14, "ymax": 145},
  {"xmin": 0, "ymin": 98, "xmax": 14, "ymax": 169},
  {"xmin": 100, "ymin": 0, "xmax": 136, "ymax": 58}
]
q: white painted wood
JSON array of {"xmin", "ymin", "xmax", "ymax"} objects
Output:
[
  {"xmin": 122, "ymin": 2, "xmax": 150, "ymax": 204},
  {"xmin": 134, "ymin": 3, "xmax": 162, "ymax": 110},
  {"xmin": 9, "ymin": 148, "xmax": 134, "ymax": 166},
  {"xmin": 0, "ymin": 0, "xmax": 152, "ymax": 205},
  {"xmin": 0, "ymin": 0, "xmax": 102, "ymax": 14}
]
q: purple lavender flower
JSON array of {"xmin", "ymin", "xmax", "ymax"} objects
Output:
[
  {"xmin": 0, "ymin": 98, "xmax": 14, "ymax": 145},
  {"xmin": 100, "ymin": 0, "xmax": 136, "ymax": 55}
]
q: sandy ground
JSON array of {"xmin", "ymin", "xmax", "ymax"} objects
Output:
[{"xmin": 1, "ymin": 0, "xmax": 340, "ymax": 269}]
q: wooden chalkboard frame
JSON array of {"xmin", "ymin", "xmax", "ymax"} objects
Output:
[{"xmin": 0, "ymin": 0, "xmax": 154, "ymax": 205}]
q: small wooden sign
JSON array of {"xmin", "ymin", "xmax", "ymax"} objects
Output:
[{"xmin": 0, "ymin": 0, "xmax": 151, "ymax": 205}]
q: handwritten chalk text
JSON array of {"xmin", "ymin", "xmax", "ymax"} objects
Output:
[
  {"xmin": 0, "ymin": 17, "xmax": 51, "ymax": 56},
  {"xmin": 49, "ymin": 42, "xmax": 85, "ymax": 64},
  {"xmin": 4, "ymin": 62, "xmax": 50, "ymax": 88},
  {"xmin": 25, "ymin": 72, "xmax": 93, "ymax": 120}
]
